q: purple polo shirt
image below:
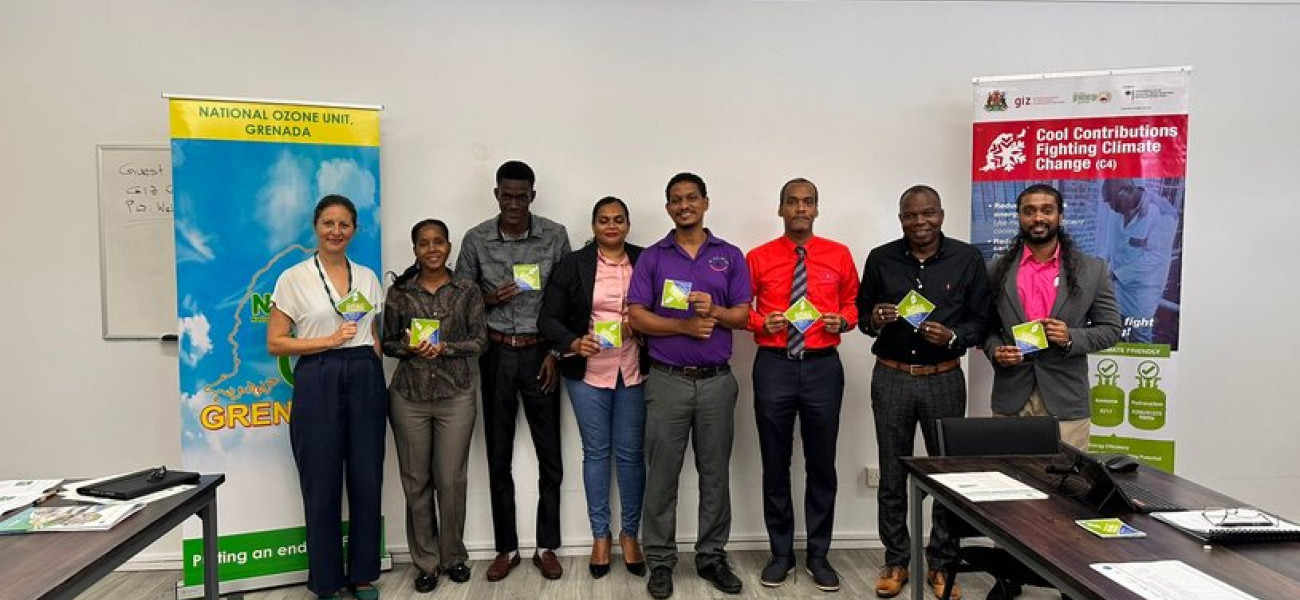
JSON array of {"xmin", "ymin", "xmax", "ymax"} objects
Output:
[{"xmin": 628, "ymin": 229, "xmax": 752, "ymax": 367}]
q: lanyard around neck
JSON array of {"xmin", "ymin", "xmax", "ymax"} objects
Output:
[{"xmin": 313, "ymin": 253, "xmax": 353, "ymax": 318}]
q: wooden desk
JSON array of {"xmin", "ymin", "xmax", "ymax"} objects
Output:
[
  {"xmin": 903, "ymin": 455, "xmax": 1300, "ymax": 600},
  {"xmin": 0, "ymin": 474, "xmax": 224, "ymax": 600}
]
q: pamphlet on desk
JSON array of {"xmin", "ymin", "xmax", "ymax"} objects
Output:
[
  {"xmin": 0, "ymin": 503, "xmax": 144, "ymax": 534},
  {"xmin": 1092, "ymin": 560, "xmax": 1261, "ymax": 600},
  {"xmin": 1152, "ymin": 509, "xmax": 1300, "ymax": 543},
  {"xmin": 1076, "ymin": 517, "xmax": 1147, "ymax": 539},
  {"xmin": 0, "ymin": 480, "xmax": 62, "ymax": 517},
  {"xmin": 930, "ymin": 471, "xmax": 1048, "ymax": 502}
]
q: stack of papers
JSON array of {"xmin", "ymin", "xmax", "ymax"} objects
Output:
[
  {"xmin": 930, "ymin": 471, "xmax": 1048, "ymax": 502},
  {"xmin": 0, "ymin": 503, "xmax": 144, "ymax": 534},
  {"xmin": 0, "ymin": 479, "xmax": 62, "ymax": 517}
]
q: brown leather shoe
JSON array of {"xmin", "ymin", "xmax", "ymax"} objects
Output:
[
  {"xmin": 485, "ymin": 552, "xmax": 520, "ymax": 582},
  {"xmin": 875, "ymin": 565, "xmax": 909, "ymax": 598},
  {"xmin": 927, "ymin": 568, "xmax": 962, "ymax": 600},
  {"xmin": 590, "ymin": 536, "xmax": 612, "ymax": 578},
  {"xmin": 534, "ymin": 549, "xmax": 563, "ymax": 580},
  {"xmin": 619, "ymin": 532, "xmax": 646, "ymax": 576}
]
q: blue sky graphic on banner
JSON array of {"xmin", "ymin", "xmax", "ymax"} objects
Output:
[{"xmin": 174, "ymin": 138, "xmax": 380, "ymax": 528}]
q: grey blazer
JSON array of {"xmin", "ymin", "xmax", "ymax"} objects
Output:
[{"xmin": 983, "ymin": 248, "xmax": 1122, "ymax": 419}]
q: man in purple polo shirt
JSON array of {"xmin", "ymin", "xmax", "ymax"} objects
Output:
[{"xmin": 628, "ymin": 172, "xmax": 752, "ymax": 600}]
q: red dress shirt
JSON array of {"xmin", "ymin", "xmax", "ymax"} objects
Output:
[{"xmin": 746, "ymin": 235, "xmax": 860, "ymax": 350}]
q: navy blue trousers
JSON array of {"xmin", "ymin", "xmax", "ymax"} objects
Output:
[
  {"xmin": 752, "ymin": 348, "xmax": 844, "ymax": 560},
  {"xmin": 290, "ymin": 346, "xmax": 388, "ymax": 596}
]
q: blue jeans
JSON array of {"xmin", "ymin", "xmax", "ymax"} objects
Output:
[{"xmin": 565, "ymin": 374, "xmax": 646, "ymax": 538}]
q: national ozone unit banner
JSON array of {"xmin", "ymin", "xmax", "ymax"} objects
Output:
[
  {"xmin": 969, "ymin": 68, "xmax": 1189, "ymax": 471},
  {"xmin": 170, "ymin": 97, "xmax": 383, "ymax": 597}
]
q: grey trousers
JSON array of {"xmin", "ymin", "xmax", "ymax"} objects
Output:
[
  {"xmin": 642, "ymin": 367, "xmax": 738, "ymax": 571},
  {"xmin": 870, "ymin": 363, "xmax": 966, "ymax": 570},
  {"xmin": 389, "ymin": 387, "xmax": 476, "ymax": 574}
]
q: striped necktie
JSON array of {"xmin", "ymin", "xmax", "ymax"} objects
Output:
[{"xmin": 787, "ymin": 246, "xmax": 807, "ymax": 358}]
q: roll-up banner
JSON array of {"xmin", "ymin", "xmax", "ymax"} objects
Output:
[
  {"xmin": 970, "ymin": 68, "xmax": 1189, "ymax": 471},
  {"xmin": 169, "ymin": 95, "xmax": 385, "ymax": 597}
]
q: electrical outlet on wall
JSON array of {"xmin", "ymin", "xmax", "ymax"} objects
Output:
[{"xmin": 865, "ymin": 466, "xmax": 881, "ymax": 487}]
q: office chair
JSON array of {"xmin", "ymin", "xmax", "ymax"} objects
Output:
[{"xmin": 934, "ymin": 416, "xmax": 1061, "ymax": 600}]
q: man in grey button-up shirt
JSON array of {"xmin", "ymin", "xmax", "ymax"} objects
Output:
[{"xmin": 455, "ymin": 160, "xmax": 571, "ymax": 581}]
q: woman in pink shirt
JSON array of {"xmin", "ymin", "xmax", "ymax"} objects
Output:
[{"xmin": 539, "ymin": 197, "xmax": 649, "ymax": 578}]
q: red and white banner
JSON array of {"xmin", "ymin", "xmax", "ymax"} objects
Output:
[{"xmin": 969, "ymin": 68, "xmax": 1190, "ymax": 471}]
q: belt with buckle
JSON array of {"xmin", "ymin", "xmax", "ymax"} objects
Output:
[
  {"xmin": 489, "ymin": 330, "xmax": 542, "ymax": 348},
  {"xmin": 877, "ymin": 357, "xmax": 961, "ymax": 376},
  {"xmin": 651, "ymin": 360, "xmax": 731, "ymax": 379},
  {"xmin": 759, "ymin": 346, "xmax": 838, "ymax": 361}
]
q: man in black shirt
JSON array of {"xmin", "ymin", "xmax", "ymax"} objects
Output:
[{"xmin": 856, "ymin": 185, "xmax": 990, "ymax": 600}]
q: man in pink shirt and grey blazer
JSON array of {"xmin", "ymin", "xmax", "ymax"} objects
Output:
[{"xmin": 985, "ymin": 183, "xmax": 1122, "ymax": 448}]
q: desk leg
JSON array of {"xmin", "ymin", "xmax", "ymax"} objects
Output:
[
  {"xmin": 199, "ymin": 495, "xmax": 219, "ymax": 600},
  {"xmin": 909, "ymin": 475, "xmax": 924, "ymax": 600}
]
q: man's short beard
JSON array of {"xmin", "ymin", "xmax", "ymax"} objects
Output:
[{"xmin": 1022, "ymin": 226, "xmax": 1059, "ymax": 244}]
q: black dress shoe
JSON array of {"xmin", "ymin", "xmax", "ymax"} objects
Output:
[
  {"xmin": 413, "ymin": 571, "xmax": 437, "ymax": 593},
  {"xmin": 647, "ymin": 566, "xmax": 674, "ymax": 599},
  {"xmin": 805, "ymin": 557, "xmax": 841, "ymax": 592},
  {"xmin": 446, "ymin": 563, "xmax": 471, "ymax": 583},
  {"xmin": 760, "ymin": 555, "xmax": 795, "ymax": 587},
  {"xmin": 698, "ymin": 561, "xmax": 742, "ymax": 594}
]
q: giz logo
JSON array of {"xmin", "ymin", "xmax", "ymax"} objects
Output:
[{"xmin": 1013, "ymin": 96, "xmax": 1032, "ymax": 109}]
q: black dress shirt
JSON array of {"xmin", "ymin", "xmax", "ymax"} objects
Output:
[{"xmin": 856, "ymin": 235, "xmax": 991, "ymax": 365}]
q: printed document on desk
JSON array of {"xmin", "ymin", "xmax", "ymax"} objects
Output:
[
  {"xmin": 1092, "ymin": 560, "xmax": 1260, "ymax": 599},
  {"xmin": 930, "ymin": 471, "xmax": 1048, "ymax": 502}
]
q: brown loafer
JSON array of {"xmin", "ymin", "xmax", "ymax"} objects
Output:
[
  {"xmin": 619, "ymin": 532, "xmax": 646, "ymax": 576},
  {"xmin": 534, "ymin": 549, "xmax": 563, "ymax": 580},
  {"xmin": 485, "ymin": 552, "xmax": 520, "ymax": 582},
  {"xmin": 927, "ymin": 568, "xmax": 962, "ymax": 600},
  {"xmin": 875, "ymin": 565, "xmax": 909, "ymax": 598},
  {"xmin": 590, "ymin": 536, "xmax": 612, "ymax": 578}
]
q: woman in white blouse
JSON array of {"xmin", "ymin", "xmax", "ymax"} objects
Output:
[{"xmin": 267, "ymin": 195, "xmax": 386, "ymax": 600}]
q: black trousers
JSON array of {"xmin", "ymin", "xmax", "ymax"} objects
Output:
[
  {"xmin": 480, "ymin": 341, "xmax": 563, "ymax": 552},
  {"xmin": 290, "ymin": 346, "xmax": 387, "ymax": 596},
  {"xmin": 752, "ymin": 348, "xmax": 844, "ymax": 559}
]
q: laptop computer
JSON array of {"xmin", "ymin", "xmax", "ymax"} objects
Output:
[
  {"xmin": 1059, "ymin": 444, "xmax": 1185, "ymax": 514},
  {"xmin": 77, "ymin": 467, "xmax": 200, "ymax": 500}
]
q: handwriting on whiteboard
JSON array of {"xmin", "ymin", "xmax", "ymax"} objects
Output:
[{"xmin": 117, "ymin": 162, "xmax": 173, "ymax": 221}]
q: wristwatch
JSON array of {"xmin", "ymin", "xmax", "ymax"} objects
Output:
[{"xmin": 548, "ymin": 348, "xmax": 563, "ymax": 360}]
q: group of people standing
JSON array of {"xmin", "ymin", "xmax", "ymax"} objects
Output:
[{"xmin": 266, "ymin": 160, "xmax": 1120, "ymax": 600}]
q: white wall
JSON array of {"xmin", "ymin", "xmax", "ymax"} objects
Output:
[{"xmin": 2, "ymin": 0, "xmax": 1298, "ymax": 565}]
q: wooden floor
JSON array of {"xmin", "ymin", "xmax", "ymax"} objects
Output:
[{"xmin": 78, "ymin": 549, "xmax": 1064, "ymax": 599}]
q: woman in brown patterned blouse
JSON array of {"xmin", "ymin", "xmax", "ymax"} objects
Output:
[{"xmin": 381, "ymin": 219, "xmax": 486, "ymax": 593}]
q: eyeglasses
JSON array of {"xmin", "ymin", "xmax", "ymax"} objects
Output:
[{"xmin": 1201, "ymin": 507, "xmax": 1274, "ymax": 527}]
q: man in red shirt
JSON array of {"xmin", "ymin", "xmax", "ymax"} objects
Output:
[{"xmin": 745, "ymin": 178, "xmax": 860, "ymax": 593}]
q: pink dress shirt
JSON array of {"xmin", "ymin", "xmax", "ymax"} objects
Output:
[
  {"xmin": 584, "ymin": 251, "xmax": 644, "ymax": 388},
  {"xmin": 1016, "ymin": 244, "xmax": 1060, "ymax": 322}
]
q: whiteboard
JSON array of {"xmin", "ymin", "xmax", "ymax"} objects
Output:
[{"xmin": 97, "ymin": 144, "xmax": 176, "ymax": 339}]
